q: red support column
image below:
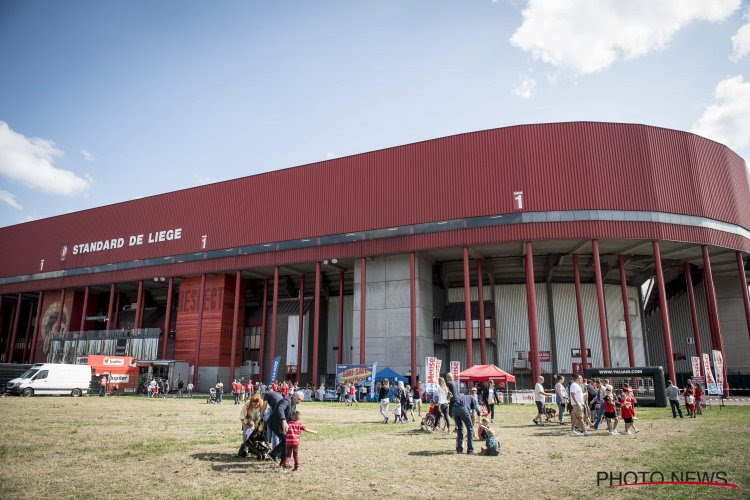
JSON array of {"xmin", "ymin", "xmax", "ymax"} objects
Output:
[
  {"xmin": 269, "ymin": 266, "xmax": 280, "ymax": 382},
  {"xmin": 296, "ymin": 274, "xmax": 305, "ymax": 384},
  {"xmin": 702, "ymin": 245, "xmax": 728, "ymax": 395},
  {"xmin": 106, "ymin": 284, "xmax": 116, "ymax": 332},
  {"xmin": 8, "ymin": 294, "xmax": 22, "ymax": 362},
  {"xmin": 29, "ymin": 291, "xmax": 43, "ymax": 363},
  {"xmin": 54, "ymin": 288, "xmax": 66, "ymax": 334},
  {"xmin": 162, "ymin": 278, "xmax": 174, "ymax": 360},
  {"xmin": 572, "ymin": 254, "xmax": 589, "ymax": 368},
  {"xmin": 229, "ymin": 272, "xmax": 241, "ymax": 382},
  {"xmin": 312, "ymin": 262, "xmax": 321, "ymax": 386},
  {"xmin": 524, "ymin": 242, "xmax": 541, "ymax": 382},
  {"xmin": 592, "ymin": 240, "xmax": 611, "ymax": 367},
  {"xmin": 477, "ymin": 257, "xmax": 487, "ymax": 365},
  {"xmin": 193, "ymin": 274, "xmax": 206, "ymax": 386},
  {"xmin": 410, "ymin": 252, "xmax": 417, "ymax": 387},
  {"xmin": 684, "ymin": 263, "xmax": 704, "ymax": 376},
  {"xmin": 337, "ymin": 271, "xmax": 344, "ymax": 365},
  {"xmin": 21, "ymin": 299, "xmax": 34, "ymax": 362},
  {"xmin": 652, "ymin": 241, "xmax": 676, "ymax": 383},
  {"xmin": 258, "ymin": 279, "xmax": 268, "ymax": 383},
  {"xmin": 134, "ymin": 281, "xmax": 144, "ymax": 330},
  {"xmin": 463, "ymin": 246, "xmax": 474, "ymax": 367},
  {"xmin": 360, "ymin": 257, "xmax": 366, "ymax": 364},
  {"xmin": 736, "ymin": 252, "xmax": 750, "ymax": 341},
  {"xmin": 80, "ymin": 287, "xmax": 89, "ymax": 332},
  {"xmin": 113, "ymin": 292, "xmax": 121, "ymax": 329},
  {"xmin": 618, "ymin": 256, "xmax": 636, "ymax": 367}
]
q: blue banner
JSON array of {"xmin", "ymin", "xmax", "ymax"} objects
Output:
[
  {"xmin": 269, "ymin": 355, "xmax": 282, "ymax": 386},
  {"xmin": 370, "ymin": 362, "xmax": 378, "ymax": 395}
]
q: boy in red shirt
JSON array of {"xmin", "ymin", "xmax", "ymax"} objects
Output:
[{"xmin": 284, "ymin": 410, "xmax": 318, "ymax": 471}]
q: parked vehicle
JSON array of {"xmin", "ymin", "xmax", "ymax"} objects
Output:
[{"xmin": 4, "ymin": 363, "xmax": 92, "ymax": 397}]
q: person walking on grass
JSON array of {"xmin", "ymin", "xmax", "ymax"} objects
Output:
[
  {"xmin": 268, "ymin": 391, "xmax": 303, "ymax": 469},
  {"xmin": 349, "ymin": 383, "xmax": 359, "ymax": 407},
  {"xmin": 379, "ymin": 379, "xmax": 391, "ymax": 423},
  {"xmin": 482, "ymin": 380, "xmax": 496, "ymax": 424},
  {"xmin": 666, "ymin": 380, "xmax": 683, "ymax": 418},
  {"xmin": 620, "ymin": 388, "xmax": 639, "ymax": 434},
  {"xmin": 435, "ymin": 377, "xmax": 451, "ymax": 432},
  {"xmin": 569, "ymin": 374, "xmax": 590, "ymax": 436},
  {"xmin": 532, "ymin": 376, "xmax": 550, "ymax": 426},
  {"xmin": 283, "ymin": 410, "xmax": 317, "ymax": 471},
  {"xmin": 694, "ymin": 383, "xmax": 703, "ymax": 415},
  {"xmin": 554, "ymin": 375, "xmax": 567, "ymax": 425},
  {"xmin": 187, "ymin": 381, "xmax": 194, "ymax": 398},
  {"xmin": 603, "ymin": 388, "xmax": 619, "ymax": 436},
  {"xmin": 177, "ymin": 378, "xmax": 184, "ymax": 398}
]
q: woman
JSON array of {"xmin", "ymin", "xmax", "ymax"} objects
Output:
[
  {"xmin": 483, "ymin": 381, "xmax": 496, "ymax": 423},
  {"xmin": 434, "ymin": 377, "xmax": 451, "ymax": 432},
  {"xmin": 683, "ymin": 381, "xmax": 695, "ymax": 416},
  {"xmin": 239, "ymin": 393, "xmax": 265, "ymax": 433},
  {"xmin": 694, "ymin": 383, "xmax": 703, "ymax": 415},
  {"xmin": 379, "ymin": 379, "xmax": 391, "ymax": 423}
]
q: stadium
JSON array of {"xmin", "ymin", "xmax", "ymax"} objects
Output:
[{"xmin": 1, "ymin": 122, "xmax": 749, "ymax": 393}]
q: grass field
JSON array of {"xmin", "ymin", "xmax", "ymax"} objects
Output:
[{"xmin": 0, "ymin": 395, "xmax": 747, "ymax": 499}]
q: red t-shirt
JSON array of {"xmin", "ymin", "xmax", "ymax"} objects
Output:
[
  {"xmin": 245, "ymin": 382, "xmax": 253, "ymax": 393},
  {"xmin": 281, "ymin": 384, "xmax": 289, "ymax": 397},
  {"xmin": 620, "ymin": 396, "xmax": 635, "ymax": 419},
  {"xmin": 285, "ymin": 420, "xmax": 307, "ymax": 445},
  {"xmin": 604, "ymin": 398, "xmax": 616, "ymax": 413},
  {"xmin": 350, "ymin": 385, "xmax": 356, "ymax": 395}
]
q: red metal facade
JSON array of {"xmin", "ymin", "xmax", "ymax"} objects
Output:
[{"xmin": 1, "ymin": 123, "xmax": 749, "ymax": 292}]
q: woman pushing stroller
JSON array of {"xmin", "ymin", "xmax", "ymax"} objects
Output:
[{"xmin": 238, "ymin": 394, "xmax": 271, "ymax": 459}]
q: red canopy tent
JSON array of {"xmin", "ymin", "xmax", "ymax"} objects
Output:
[{"xmin": 458, "ymin": 364, "xmax": 516, "ymax": 383}]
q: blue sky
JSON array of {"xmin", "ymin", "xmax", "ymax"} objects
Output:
[{"xmin": 0, "ymin": 1, "xmax": 748, "ymax": 227}]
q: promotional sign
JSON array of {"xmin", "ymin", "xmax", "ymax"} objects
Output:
[
  {"xmin": 425, "ymin": 357, "xmax": 438, "ymax": 392},
  {"xmin": 370, "ymin": 362, "xmax": 378, "ymax": 395},
  {"xmin": 269, "ymin": 355, "xmax": 282, "ymax": 385},
  {"xmin": 335, "ymin": 364, "xmax": 376, "ymax": 386},
  {"xmin": 713, "ymin": 350, "xmax": 724, "ymax": 395},
  {"xmin": 511, "ymin": 391, "xmax": 535, "ymax": 404},
  {"xmin": 691, "ymin": 356, "xmax": 701, "ymax": 378},
  {"xmin": 529, "ymin": 351, "xmax": 551, "ymax": 362},
  {"xmin": 450, "ymin": 361, "xmax": 460, "ymax": 384},
  {"xmin": 703, "ymin": 353, "xmax": 718, "ymax": 395},
  {"xmin": 435, "ymin": 359, "xmax": 442, "ymax": 380}
]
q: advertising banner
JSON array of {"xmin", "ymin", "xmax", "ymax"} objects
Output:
[
  {"xmin": 269, "ymin": 355, "xmax": 282, "ymax": 386},
  {"xmin": 450, "ymin": 361, "xmax": 460, "ymax": 383},
  {"xmin": 435, "ymin": 359, "xmax": 442, "ymax": 380},
  {"xmin": 691, "ymin": 356, "xmax": 701, "ymax": 378},
  {"xmin": 335, "ymin": 364, "xmax": 376, "ymax": 386},
  {"xmin": 703, "ymin": 353, "xmax": 718, "ymax": 395},
  {"xmin": 713, "ymin": 350, "xmax": 724, "ymax": 395},
  {"xmin": 425, "ymin": 357, "xmax": 438, "ymax": 392}
]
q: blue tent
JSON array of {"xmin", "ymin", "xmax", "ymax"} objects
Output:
[{"xmin": 374, "ymin": 367, "xmax": 408, "ymax": 383}]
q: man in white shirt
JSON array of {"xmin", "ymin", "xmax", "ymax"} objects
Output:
[
  {"xmin": 569, "ymin": 374, "xmax": 590, "ymax": 436},
  {"xmin": 532, "ymin": 376, "xmax": 549, "ymax": 426}
]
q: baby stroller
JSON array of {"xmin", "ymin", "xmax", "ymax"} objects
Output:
[
  {"xmin": 238, "ymin": 421, "xmax": 271, "ymax": 460},
  {"xmin": 207, "ymin": 388, "xmax": 218, "ymax": 404}
]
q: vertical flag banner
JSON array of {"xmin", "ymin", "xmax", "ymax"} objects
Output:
[
  {"xmin": 691, "ymin": 356, "xmax": 701, "ymax": 378},
  {"xmin": 425, "ymin": 357, "xmax": 437, "ymax": 392},
  {"xmin": 370, "ymin": 362, "xmax": 378, "ymax": 396},
  {"xmin": 269, "ymin": 355, "xmax": 282, "ymax": 386},
  {"xmin": 703, "ymin": 352, "xmax": 718, "ymax": 395},
  {"xmin": 713, "ymin": 350, "xmax": 724, "ymax": 395},
  {"xmin": 450, "ymin": 361, "xmax": 461, "ymax": 384},
  {"xmin": 435, "ymin": 359, "xmax": 442, "ymax": 382}
]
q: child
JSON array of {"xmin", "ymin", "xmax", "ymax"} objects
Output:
[
  {"xmin": 619, "ymin": 388, "xmax": 638, "ymax": 435},
  {"xmin": 284, "ymin": 411, "xmax": 317, "ymax": 471},
  {"xmin": 393, "ymin": 398, "xmax": 404, "ymax": 423},
  {"xmin": 685, "ymin": 389, "xmax": 696, "ymax": 418},
  {"xmin": 603, "ymin": 389, "xmax": 619, "ymax": 436},
  {"xmin": 477, "ymin": 417, "xmax": 499, "ymax": 456},
  {"xmin": 243, "ymin": 419, "xmax": 255, "ymax": 442}
]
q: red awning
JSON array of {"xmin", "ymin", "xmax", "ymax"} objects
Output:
[{"xmin": 458, "ymin": 364, "xmax": 516, "ymax": 383}]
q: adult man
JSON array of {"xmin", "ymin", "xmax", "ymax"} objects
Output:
[
  {"xmin": 216, "ymin": 380, "xmax": 224, "ymax": 403},
  {"xmin": 186, "ymin": 381, "xmax": 194, "ymax": 398},
  {"xmin": 666, "ymin": 380, "xmax": 684, "ymax": 418},
  {"xmin": 554, "ymin": 375, "xmax": 567, "ymax": 424},
  {"xmin": 177, "ymin": 377, "xmax": 184, "ymax": 398},
  {"xmin": 412, "ymin": 378, "xmax": 422, "ymax": 416},
  {"xmin": 268, "ymin": 391, "xmax": 304, "ymax": 467},
  {"xmin": 532, "ymin": 376, "xmax": 550, "ymax": 426},
  {"xmin": 445, "ymin": 373, "xmax": 477, "ymax": 454},
  {"xmin": 592, "ymin": 379, "xmax": 607, "ymax": 430},
  {"xmin": 569, "ymin": 374, "xmax": 590, "ymax": 436}
]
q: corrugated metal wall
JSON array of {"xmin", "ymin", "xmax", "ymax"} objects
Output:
[
  {"xmin": 326, "ymin": 295, "xmax": 353, "ymax": 373},
  {"xmin": 447, "ymin": 340, "xmax": 496, "ymax": 370},
  {"xmin": 447, "ymin": 286, "xmax": 493, "ymax": 303},
  {"xmin": 645, "ymin": 282, "xmax": 714, "ymax": 374},
  {"xmin": 3, "ymin": 123, "xmax": 748, "ymax": 281}
]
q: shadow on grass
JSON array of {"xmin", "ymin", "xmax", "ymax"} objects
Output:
[
  {"xmin": 191, "ymin": 452, "xmax": 276, "ymax": 474},
  {"xmin": 408, "ymin": 450, "xmax": 458, "ymax": 456}
]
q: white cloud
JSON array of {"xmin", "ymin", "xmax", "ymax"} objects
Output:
[
  {"xmin": 512, "ymin": 72, "xmax": 537, "ymax": 98},
  {"xmin": 692, "ymin": 75, "xmax": 750, "ymax": 154},
  {"xmin": 731, "ymin": 10, "xmax": 750, "ymax": 61},
  {"xmin": 80, "ymin": 149, "xmax": 95, "ymax": 161},
  {"xmin": 509, "ymin": 0, "xmax": 740, "ymax": 74},
  {"xmin": 0, "ymin": 121, "xmax": 91, "ymax": 196},
  {"xmin": 0, "ymin": 189, "xmax": 22, "ymax": 210}
]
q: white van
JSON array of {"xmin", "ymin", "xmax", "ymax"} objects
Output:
[{"xmin": 5, "ymin": 363, "xmax": 92, "ymax": 397}]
